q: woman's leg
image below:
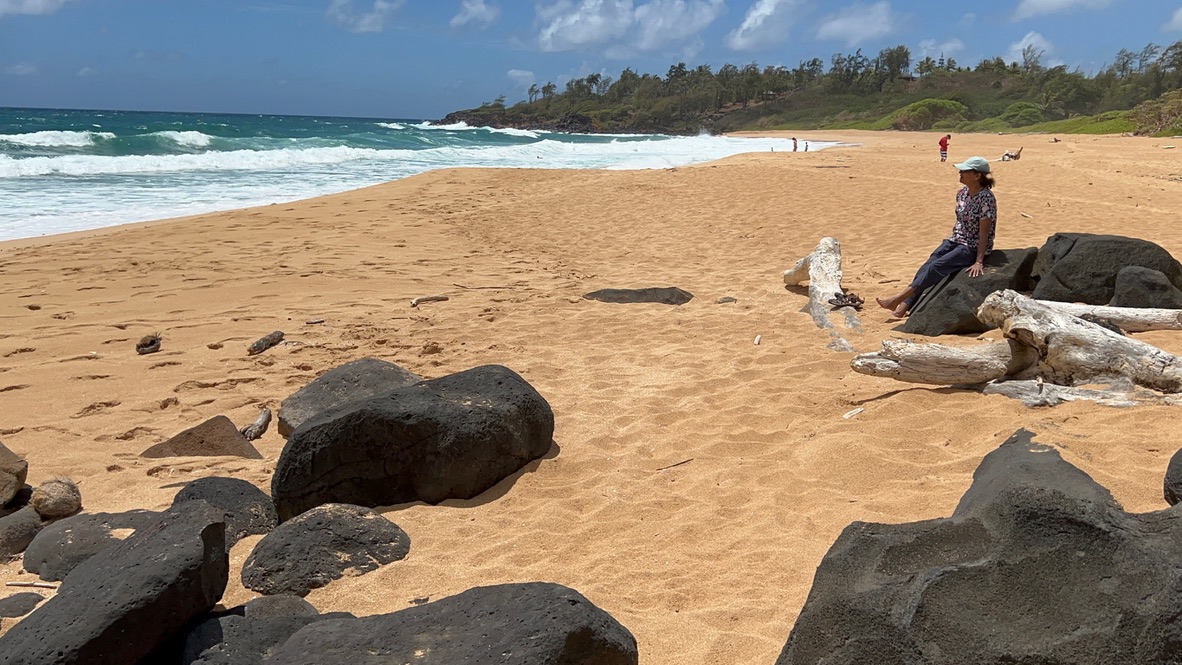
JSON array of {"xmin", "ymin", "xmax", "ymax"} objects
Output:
[{"xmin": 878, "ymin": 241, "xmax": 973, "ymax": 317}]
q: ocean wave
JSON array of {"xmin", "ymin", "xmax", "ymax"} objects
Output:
[
  {"xmin": 0, "ymin": 130, "xmax": 116, "ymax": 148},
  {"xmin": 376, "ymin": 122, "xmax": 406, "ymax": 130},
  {"xmin": 151, "ymin": 130, "xmax": 213, "ymax": 148},
  {"xmin": 0, "ymin": 145, "xmax": 387, "ymax": 178}
]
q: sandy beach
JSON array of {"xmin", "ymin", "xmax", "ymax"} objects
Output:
[{"xmin": 2, "ymin": 129, "xmax": 1182, "ymax": 663}]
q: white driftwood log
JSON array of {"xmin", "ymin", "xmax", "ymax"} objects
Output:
[
  {"xmin": 1030, "ymin": 300, "xmax": 1182, "ymax": 333},
  {"xmin": 980, "ymin": 379, "xmax": 1182, "ymax": 408},
  {"xmin": 850, "ymin": 338, "xmax": 1038, "ymax": 386},
  {"xmin": 978, "ymin": 290, "xmax": 1182, "ymax": 393},
  {"xmin": 783, "ymin": 237, "xmax": 860, "ymax": 352}
]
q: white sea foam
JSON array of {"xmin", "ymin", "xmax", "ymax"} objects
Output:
[
  {"xmin": 488, "ymin": 127, "xmax": 540, "ymax": 138},
  {"xmin": 152, "ymin": 130, "xmax": 213, "ymax": 148},
  {"xmin": 376, "ymin": 122, "xmax": 406, "ymax": 130},
  {"xmin": 0, "ymin": 130, "xmax": 115, "ymax": 148}
]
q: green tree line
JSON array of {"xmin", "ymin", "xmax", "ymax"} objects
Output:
[{"xmin": 437, "ymin": 40, "xmax": 1182, "ymax": 137}]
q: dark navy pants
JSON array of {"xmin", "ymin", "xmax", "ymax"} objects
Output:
[{"xmin": 905, "ymin": 239, "xmax": 977, "ymax": 307}]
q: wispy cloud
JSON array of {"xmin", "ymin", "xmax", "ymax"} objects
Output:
[
  {"xmin": 815, "ymin": 1, "xmax": 896, "ymax": 47},
  {"xmin": 507, "ymin": 69, "xmax": 535, "ymax": 92},
  {"xmin": 634, "ymin": 0, "xmax": 725, "ymax": 51},
  {"xmin": 326, "ymin": 0, "xmax": 403, "ymax": 33},
  {"xmin": 1012, "ymin": 0, "xmax": 1111, "ymax": 21},
  {"xmin": 1006, "ymin": 30, "xmax": 1062, "ymax": 67},
  {"xmin": 537, "ymin": 0, "xmax": 634, "ymax": 52},
  {"xmin": 4, "ymin": 62, "xmax": 38, "ymax": 75},
  {"xmin": 1165, "ymin": 6, "xmax": 1182, "ymax": 32},
  {"xmin": 724, "ymin": 0, "xmax": 803, "ymax": 51},
  {"xmin": 0, "ymin": 0, "xmax": 71, "ymax": 19},
  {"xmin": 918, "ymin": 38, "xmax": 965, "ymax": 58},
  {"xmin": 76, "ymin": 66, "xmax": 95, "ymax": 76},
  {"xmin": 451, "ymin": 0, "xmax": 499, "ymax": 28}
]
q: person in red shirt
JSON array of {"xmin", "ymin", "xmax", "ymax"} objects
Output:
[{"xmin": 938, "ymin": 134, "xmax": 951, "ymax": 162}]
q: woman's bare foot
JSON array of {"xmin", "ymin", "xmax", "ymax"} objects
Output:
[
  {"xmin": 876, "ymin": 296, "xmax": 898, "ymax": 311},
  {"xmin": 892, "ymin": 302, "xmax": 909, "ymax": 318}
]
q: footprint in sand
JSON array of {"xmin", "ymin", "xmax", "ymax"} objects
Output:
[
  {"xmin": 71, "ymin": 401, "xmax": 120, "ymax": 418},
  {"xmin": 3, "ymin": 348, "xmax": 35, "ymax": 357},
  {"xmin": 0, "ymin": 384, "xmax": 30, "ymax": 393}
]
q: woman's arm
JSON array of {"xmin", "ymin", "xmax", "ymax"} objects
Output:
[{"xmin": 966, "ymin": 217, "xmax": 994, "ymax": 277}]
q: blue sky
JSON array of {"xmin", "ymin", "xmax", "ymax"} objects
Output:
[{"xmin": 2, "ymin": 0, "xmax": 1182, "ymax": 120}]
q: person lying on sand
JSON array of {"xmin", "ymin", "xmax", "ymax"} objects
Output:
[
  {"xmin": 1001, "ymin": 147, "xmax": 1023, "ymax": 161},
  {"xmin": 876, "ymin": 157, "xmax": 998, "ymax": 318}
]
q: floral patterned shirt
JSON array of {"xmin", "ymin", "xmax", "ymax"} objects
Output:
[{"xmin": 949, "ymin": 186, "xmax": 997, "ymax": 254}]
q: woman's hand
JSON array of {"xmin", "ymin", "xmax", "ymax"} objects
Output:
[{"xmin": 966, "ymin": 261, "xmax": 985, "ymax": 277}]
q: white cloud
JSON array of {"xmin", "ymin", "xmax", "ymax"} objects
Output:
[
  {"xmin": 507, "ymin": 69, "xmax": 535, "ymax": 92},
  {"xmin": 1006, "ymin": 30, "xmax": 1062, "ymax": 67},
  {"xmin": 634, "ymin": 0, "xmax": 724, "ymax": 51},
  {"xmin": 0, "ymin": 0, "xmax": 70, "ymax": 18},
  {"xmin": 918, "ymin": 37, "xmax": 965, "ymax": 58},
  {"xmin": 537, "ymin": 0, "xmax": 633, "ymax": 52},
  {"xmin": 1165, "ymin": 6, "xmax": 1182, "ymax": 31},
  {"xmin": 4, "ymin": 62, "xmax": 37, "ymax": 75},
  {"xmin": 1012, "ymin": 0, "xmax": 1111, "ymax": 21},
  {"xmin": 326, "ymin": 0, "xmax": 403, "ymax": 33},
  {"xmin": 76, "ymin": 66, "xmax": 95, "ymax": 76},
  {"xmin": 450, "ymin": 0, "xmax": 499, "ymax": 28},
  {"xmin": 815, "ymin": 1, "xmax": 896, "ymax": 47},
  {"xmin": 724, "ymin": 0, "xmax": 803, "ymax": 51}
]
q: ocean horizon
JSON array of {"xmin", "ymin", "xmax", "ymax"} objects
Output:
[{"xmin": 0, "ymin": 107, "xmax": 839, "ymax": 242}]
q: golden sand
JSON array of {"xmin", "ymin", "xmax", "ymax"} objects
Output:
[{"xmin": 2, "ymin": 130, "xmax": 1181, "ymax": 662}]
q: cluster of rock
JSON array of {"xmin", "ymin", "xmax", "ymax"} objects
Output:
[
  {"xmin": 778, "ymin": 429, "xmax": 1182, "ymax": 664},
  {"xmin": 1, "ymin": 442, "xmax": 82, "ymax": 561},
  {"xmin": 0, "ymin": 360, "xmax": 638, "ymax": 664},
  {"xmin": 903, "ymin": 232, "xmax": 1182, "ymax": 336}
]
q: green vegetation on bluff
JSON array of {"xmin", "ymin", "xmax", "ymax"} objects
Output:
[{"xmin": 439, "ymin": 42, "xmax": 1182, "ymax": 137}]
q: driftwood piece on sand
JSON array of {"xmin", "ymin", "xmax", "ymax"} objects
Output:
[
  {"xmin": 410, "ymin": 295, "xmax": 449, "ymax": 307},
  {"xmin": 247, "ymin": 331, "xmax": 285, "ymax": 356},
  {"xmin": 783, "ymin": 237, "xmax": 860, "ymax": 352},
  {"xmin": 239, "ymin": 406, "xmax": 272, "ymax": 441},
  {"xmin": 978, "ymin": 290, "xmax": 1182, "ymax": 393},
  {"xmin": 1030, "ymin": 300, "xmax": 1182, "ymax": 333},
  {"xmin": 852, "ymin": 289, "xmax": 1182, "ymax": 407}
]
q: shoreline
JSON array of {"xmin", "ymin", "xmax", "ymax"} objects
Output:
[{"xmin": 2, "ymin": 129, "xmax": 1181, "ymax": 662}]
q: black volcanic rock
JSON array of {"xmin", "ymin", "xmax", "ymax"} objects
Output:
[
  {"xmin": 267, "ymin": 582, "xmax": 639, "ymax": 665},
  {"xmin": 0, "ymin": 501, "xmax": 228, "ymax": 665},
  {"xmin": 22, "ymin": 509, "xmax": 162, "ymax": 582},
  {"xmin": 1031, "ymin": 233, "xmax": 1182, "ymax": 305},
  {"xmin": 271, "ymin": 364, "xmax": 554, "ymax": 520},
  {"xmin": 777, "ymin": 428, "xmax": 1182, "ymax": 665},
  {"xmin": 278, "ymin": 357, "xmax": 421, "ymax": 438},
  {"xmin": 583, "ymin": 287, "xmax": 694, "ymax": 305},
  {"xmin": 241, "ymin": 503, "xmax": 409, "ymax": 597},
  {"xmin": 171, "ymin": 476, "xmax": 277, "ymax": 548},
  {"xmin": 901, "ymin": 247, "xmax": 1038, "ymax": 336}
]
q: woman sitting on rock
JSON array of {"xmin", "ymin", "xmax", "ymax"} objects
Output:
[{"xmin": 877, "ymin": 156, "xmax": 997, "ymax": 318}]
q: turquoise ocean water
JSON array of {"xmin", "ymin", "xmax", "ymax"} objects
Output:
[{"xmin": 0, "ymin": 107, "xmax": 837, "ymax": 242}]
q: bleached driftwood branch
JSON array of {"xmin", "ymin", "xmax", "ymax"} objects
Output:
[
  {"xmin": 783, "ymin": 237, "xmax": 860, "ymax": 352},
  {"xmin": 1030, "ymin": 300, "xmax": 1182, "ymax": 333},
  {"xmin": 978, "ymin": 290, "xmax": 1182, "ymax": 393},
  {"xmin": 851, "ymin": 289, "xmax": 1182, "ymax": 407},
  {"xmin": 240, "ymin": 406, "xmax": 272, "ymax": 441}
]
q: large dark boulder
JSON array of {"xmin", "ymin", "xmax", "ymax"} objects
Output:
[
  {"xmin": 777, "ymin": 429, "xmax": 1182, "ymax": 665},
  {"xmin": 240, "ymin": 503, "xmax": 409, "ymax": 597},
  {"xmin": 0, "ymin": 507, "xmax": 42, "ymax": 557},
  {"xmin": 583, "ymin": 287, "xmax": 694, "ymax": 305},
  {"xmin": 0, "ymin": 593, "xmax": 43, "ymax": 619},
  {"xmin": 171, "ymin": 477, "xmax": 277, "ymax": 548},
  {"xmin": 272, "ymin": 364, "xmax": 554, "ymax": 520},
  {"xmin": 1031, "ymin": 233, "xmax": 1182, "ymax": 305},
  {"xmin": 0, "ymin": 501, "xmax": 228, "ymax": 665},
  {"xmin": 1165, "ymin": 448, "xmax": 1182, "ymax": 506},
  {"xmin": 278, "ymin": 358, "xmax": 422, "ymax": 438},
  {"xmin": 1109, "ymin": 265, "xmax": 1182, "ymax": 309},
  {"xmin": 22, "ymin": 510, "xmax": 162, "ymax": 582},
  {"xmin": 901, "ymin": 247, "xmax": 1038, "ymax": 336},
  {"xmin": 267, "ymin": 582, "xmax": 639, "ymax": 665},
  {"xmin": 181, "ymin": 596, "xmax": 353, "ymax": 665},
  {"xmin": 0, "ymin": 484, "xmax": 32, "ymax": 519},
  {"xmin": 0, "ymin": 441, "xmax": 28, "ymax": 506}
]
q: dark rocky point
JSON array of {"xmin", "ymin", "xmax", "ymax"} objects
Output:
[
  {"xmin": 241, "ymin": 503, "xmax": 409, "ymax": 597},
  {"xmin": 171, "ymin": 476, "xmax": 278, "ymax": 548},
  {"xmin": 584, "ymin": 287, "xmax": 694, "ymax": 305},
  {"xmin": 777, "ymin": 428, "xmax": 1182, "ymax": 665},
  {"xmin": 278, "ymin": 357, "xmax": 421, "ymax": 438},
  {"xmin": 272, "ymin": 364, "xmax": 554, "ymax": 520},
  {"xmin": 267, "ymin": 582, "xmax": 639, "ymax": 665}
]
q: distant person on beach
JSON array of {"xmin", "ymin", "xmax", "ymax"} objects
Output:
[
  {"xmin": 876, "ymin": 156, "xmax": 996, "ymax": 318},
  {"xmin": 938, "ymin": 134, "xmax": 951, "ymax": 162},
  {"xmin": 792, "ymin": 137, "xmax": 798, "ymax": 152},
  {"xmin": 804, "ymin": 142, "xmax": 809, "ymax": 152},
  {"xmin": 1001, "ymin": 147, "xmax": 1023, "ymax": 161}
]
